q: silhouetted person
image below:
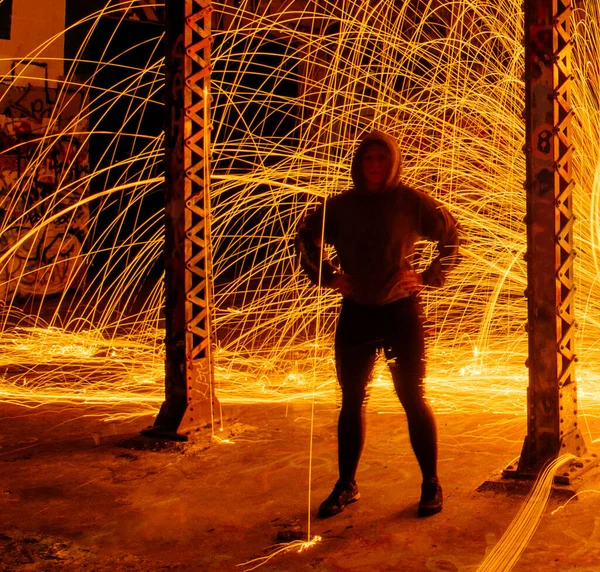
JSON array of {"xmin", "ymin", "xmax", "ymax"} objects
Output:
[{"xmin": 296, "ymin": 131, "xmax": 461, "ymax": 518}]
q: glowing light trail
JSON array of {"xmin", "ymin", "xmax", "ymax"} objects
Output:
[
  {"xmin": 476, "ymin": 454, "xmax": 576, "ymax": 572},
  {"xmin": 236, "ymin": 534, "xmax": 322, "ymax": 571},
  {"xmin": 0, "ymin": 0, "xmax": 598, "ymax": 427}
]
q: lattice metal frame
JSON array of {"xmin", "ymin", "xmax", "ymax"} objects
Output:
[
  {"xmin": 508, "ymin": 0, "xmax": 586, "ymax": 478},
  {"xmin": 143, "ymin": 0, "xmax": 216, "ymax": 440},
  {"xmin": 183, "ymin": 0, "xmax": 216, "ymax": 417}
]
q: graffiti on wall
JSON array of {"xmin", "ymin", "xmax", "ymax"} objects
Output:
[{"xmin": 0, "ymin": 82, "xmax": 89, "ymax": 298}]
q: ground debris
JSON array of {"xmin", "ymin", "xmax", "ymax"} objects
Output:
[
  {"xmin": 274, "ymin": 519, "xmax": 305, "ymax": 543},
  {"xmin": 116, "ymin": 419, "xmax": 257, "ymax": 456},
  {"xmin": 0, "ymin": 528, "xmax": 91, "ymax": 570},
  {"xmin": 0, "ymin": 528, "xmax": 186, "ymax": 571}
]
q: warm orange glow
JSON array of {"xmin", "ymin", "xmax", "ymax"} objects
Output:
[
  {"xmin": 0, "ymin": 0, "xmax": 598, "ymax": 434},
  {"xmin": 237, "ymin": 535, "xmax": 322, "ymax": 571}
]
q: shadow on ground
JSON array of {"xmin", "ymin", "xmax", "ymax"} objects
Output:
[{"xmin": 1, "ymin": 402, "xmax": 600, "ymax": 571}]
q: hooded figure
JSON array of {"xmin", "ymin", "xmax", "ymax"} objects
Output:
[
  {"xmin": 295, "ymin": 130, "xmax": 461, "ymax": 519},
  {"xmin": 297, "ymin": 130, "xmax": 460, "ymax": 305}
]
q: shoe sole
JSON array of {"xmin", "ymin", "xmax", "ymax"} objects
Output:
[
  {"xmin": 317, "ymin": 492, "xmax": 360, "ymax": 518},
  {"xmin": 417, "ymin": 504, "xmax": 442, "ymax": 517}
]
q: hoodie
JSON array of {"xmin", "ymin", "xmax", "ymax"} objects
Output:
[{"xmin": 296, "ymin": 131, "xmax": 461, "ymax": 306}]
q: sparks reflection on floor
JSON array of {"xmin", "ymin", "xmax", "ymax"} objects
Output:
[{"xmin": 0, "ymin": 1, "xmax": 599, "ymax": 432}]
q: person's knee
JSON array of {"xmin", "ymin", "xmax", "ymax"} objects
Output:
[
  {"xmin": 402, "ymin": 393, "xmax": 435, "ymax": 425},
  {"xmin": 341, "ymin": 389, "xmax": 367, "ymax": 414},
  {"xmin": 389, "ymin": 365, "xmax": 424, "ymax": 402},
  {"xmin": 394, "ymin": 381, "xmax": 427, "ymax": 411},
  {"xmin": 398, "ymin": 392, "xmax": 421, "ymax": 410}
]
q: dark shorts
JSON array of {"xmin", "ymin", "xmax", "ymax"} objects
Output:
[{"xmin": 334, "ymin": 296, "xmax": 426, "ymax": 396}]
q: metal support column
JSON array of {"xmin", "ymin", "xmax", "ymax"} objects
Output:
[
  {"xmin": 504, "ymin": 0, "xmax": 590, "ymax": 482},
  {"xmin": 143, "ymin": 0, "xmax": 217, "ymax": 440}
]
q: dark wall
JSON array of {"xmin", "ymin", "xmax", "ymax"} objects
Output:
[
  {"xmin": 64, "ymin": 2, "xmax": 165, "ymax": 281},
  {"xmin": 64, "ymin": 0, "xmax": 111, "ymax": 79},
  {"xmin": 0, "ymin": 0, "xmax": 13, "ymax": 40},
  {"xmin": 86, "ymin": 15, "xmax": 165, "ymax": 280}
]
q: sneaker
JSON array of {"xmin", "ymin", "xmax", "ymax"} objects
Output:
[
  {"xmin": 317, "ymin": 479, "xmax": 360, "ymax": 518},
  {"xmin": 418, "ymin": 478, "xmax": 443, "ymax": 517}
]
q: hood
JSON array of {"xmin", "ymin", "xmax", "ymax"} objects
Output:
[{"xmin": 351, "ymin": 130, "xmax": 403, "ymax": 192}]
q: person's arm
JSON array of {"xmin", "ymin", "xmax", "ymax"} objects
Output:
[
  {"xmin": 295, "ymin": 203, "xmax": 338, "ymax": 287},
  {"xmin": 418, "ymin": 194, "xmax": 462, "ymax": 288}
]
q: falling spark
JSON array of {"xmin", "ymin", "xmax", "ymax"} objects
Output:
[
  {"xmin": 0, "ymin": 2, "xmax": 599, "ymax": 568},
  {"xmin": 0, "ymin": 0, "xmax": 597, "ymax": 428},
  {"xmin": 237, "ymin": 535, "xmax": 322, "ymax": 571},
  {"xmin": 476, "ymin": 454, "xmax": 576, "ymax": 572}
]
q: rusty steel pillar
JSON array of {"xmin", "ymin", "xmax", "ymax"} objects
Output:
[
  {"xmin": 503, "ymin": 0, "xmax": 591, "ymax": 482},
  {"xmin": 143, "ymin": 0, "xmax": 217, "ymax": 440}
]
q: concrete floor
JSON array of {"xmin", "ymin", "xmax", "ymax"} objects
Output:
[{"xmin": 1, "ymin": 401, "xmax": 600, "ymax": 571}]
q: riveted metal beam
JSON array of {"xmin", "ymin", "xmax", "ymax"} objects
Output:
[
  {"xmin": 143, "ymin": 0, "xmax": 217, "ymax": 441},
  {"xmin": 503, "ymin": 0, "xmax": 589, "ymax": 481}
]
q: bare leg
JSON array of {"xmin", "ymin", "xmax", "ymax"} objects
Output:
[
  {"xmin": 335, "ymin": 346, "xmax": 377, "ymax": 482},
  {"xmin": 317, "ymin": 303, "xmax": 377, "ymax": 519},
  {"xmin": 334, "ymin": 300, "xmax": 378, "ymax": 484},
  {"xmin": 388, "ymin": 359, "xmax": 438, "ymax": 482},
  {"xmin": 384, "ymin": 300, "xmax": 438, "ymax": 482}
]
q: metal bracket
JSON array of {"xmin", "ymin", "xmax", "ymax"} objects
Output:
[{"xmin": 502, "ymin": 452, "xmax": 599, "ymax": 485}]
